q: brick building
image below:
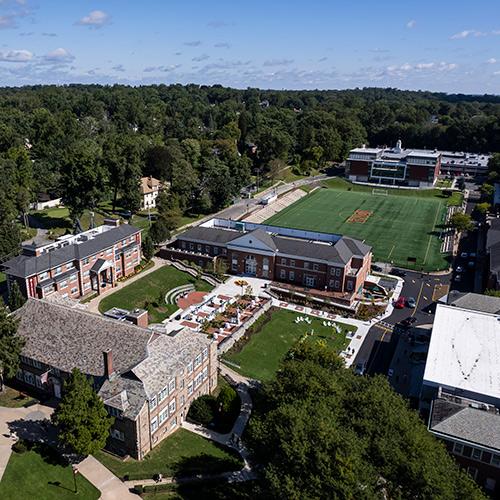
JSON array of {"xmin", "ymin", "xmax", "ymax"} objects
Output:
[
  {"xmin": 346, "ymin": 140, "xmax": 441, "ymax": 187},
  {"xmin": 161, "ymin": 218, "xmax": 372, "ymax": 307},
  {"xmin": 13, "ymin": 299, "xmax": 217, "ymax": 459},
  {"xmin": 1, "ymin": 220, "xmax": 142, "ymax": 300}
]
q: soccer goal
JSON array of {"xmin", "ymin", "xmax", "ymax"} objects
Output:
[{"xmin": 372, "ymin": 188, "xmax": 389, "ymax": 196}]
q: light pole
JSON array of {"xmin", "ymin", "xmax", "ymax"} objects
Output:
[{"xmin": 72, "ymin": 465, "xmax": 78, "ymax": 494}]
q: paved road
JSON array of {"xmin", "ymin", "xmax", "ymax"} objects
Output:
[{"xmin": 355, "ymin": 270, "xmax": 451, "ymax": 375}]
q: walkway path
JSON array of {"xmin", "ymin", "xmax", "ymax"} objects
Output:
[
  {"xmin": 0, "ymin": 403, "xmax": 53, "ymax": 482},
  {"xmin": 78, "ymin": 455, "xmax": 138, "ymax": 500},
  {"xmin": 85, "ymin": 257, "xmax": 166, "ymax": 314}
]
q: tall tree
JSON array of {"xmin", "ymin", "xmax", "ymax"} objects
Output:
[
  {"xmin": 52, "ymin": 368, "xmax": 113, "ymax": 456},
  {"xmin": 449, "ymin": 212, "xmax": 474, "ymax": 233},
  {"xmin": 0, "ymin": 305, "xmax": 24, "ymax": 392},
  {"xmin": 248, "ymin": 342, "xmax": 485, "ymax": 499},
  {"xmin": 8, "ymin": 281, "xmax": 26, "ymax": 312}
]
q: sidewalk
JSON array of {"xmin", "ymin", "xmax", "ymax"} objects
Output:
[
  {"xmin": 78, "ymin": 455, "xmax": 138, "ymax": 500},
  {"xmin": 85, "ymin": 257, "xmax": 166, "ymax": 314}
]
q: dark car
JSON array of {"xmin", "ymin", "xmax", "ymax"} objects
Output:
[
  {"xmin": 401, "ymin": 316, "xmax": 417, "ymax": 327},
  {"xmin": 391, "ymin": 268, "xmax": 406, "ymax": 278},
  {"xmin": 372, "ymin": 264, "xmax": 384, "ymax": 272}
]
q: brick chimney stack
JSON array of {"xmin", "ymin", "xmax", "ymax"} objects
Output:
[{"xmin": 103, "ymin": 349, "xmax": 114, "ymax": 379}]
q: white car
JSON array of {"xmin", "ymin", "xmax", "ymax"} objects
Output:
[
  {"xmin": 456, "ymin": 266, "xmax": 464, "ymax": 273},
  {"xmin": 454, "ymin": 274, "xmax": 462, "ymax": 282},
  {"xmin": 460, "ymin": 252, "xmax": 468, "ymax": 259}
]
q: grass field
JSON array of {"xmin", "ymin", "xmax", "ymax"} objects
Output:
[
  {"xmin": 0, "ymin": 447, "xmax": 99, "ymax": 500},
  {"xmin": 266, "ymin": 179, "xmax": 460, "ymax": 271},
  {"xmin": 223, "ymin": 309, "xmax": 354, "ymax": 381},
  {"xmin": 95, "ymin": 429, "xmax": 242, "ymax": 481},
  {"xmin": 98, "ymin": 265, "xmax": 213, "ymax": 323}
]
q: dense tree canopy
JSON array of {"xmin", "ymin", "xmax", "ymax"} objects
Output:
[
  {"xmin": 0, "ymin": 84, "xmax": 498, "ymax": 258},
  {"xmin": 247, "ymin": 342, "xmax": 485, "ymax": 500},
  {"xmin": 0, "ymin": 305, "xmax": 24, "ymax": 391}
]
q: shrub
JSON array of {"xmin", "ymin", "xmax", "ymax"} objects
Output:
[
  {"xmin": 188, "ymin": 395, "xmax": 216, "ymax": 425},
  {"xmin": 12, "ymin": 440, "xmax": 28, "ymax": 454}
]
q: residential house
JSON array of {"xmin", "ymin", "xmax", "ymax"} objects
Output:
[{"xmin": 140, "ymin": 176, "xmax": 169, "ymax": 210}]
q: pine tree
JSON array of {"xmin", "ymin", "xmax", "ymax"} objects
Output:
[
  {"xmin": 8, "ymin": 281, "xmax": 26, "ymax": 312},
  {"xmin": 0, "ymin": 305, "xmax": 24, "ymax": 392},
  {"xmin": 52, "ymin": 369, "xmax": 113, "ymax": 456},
  {"xmin": 142, "ymin": 235, "xmax": 155, "ymax": 262}
]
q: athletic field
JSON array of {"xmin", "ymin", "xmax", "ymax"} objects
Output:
[{"xmin": 266, "ymin": 184, "xmax": 455, "ymax": 271}]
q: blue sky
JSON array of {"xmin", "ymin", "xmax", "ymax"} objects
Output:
[{"xmin": 0, "ymin": 0, "xmax": 499, "ymax": 93}]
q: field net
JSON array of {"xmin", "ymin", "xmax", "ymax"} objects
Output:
[{"xmin": 372, "ymin": 188, "xmax": 389, "ymax": 196}]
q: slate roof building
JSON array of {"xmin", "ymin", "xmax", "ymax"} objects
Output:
[
  {"xmin": 421, "ymin": 303, "xmax": 500, "ymax": 494},
  {"xmin": 161, "ymin": 218, "xmax": 372, "ymax": 308},
  {"xmin": 13, "ymin": 299, "xmax": 217, "ymax": 459},
  {"xmin": 1, "ymin": 220, "xmax": 142, "ymax": 300}
]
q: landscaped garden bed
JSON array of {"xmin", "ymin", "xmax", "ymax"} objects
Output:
[
  {"xmin": 0, "ymin": 385, "xmax": 38, "ymax": 408},
  {"xmin": 98, "ymin": 265, "xmax": 213, "ymax": 323},
  {"xmin": 222, "ymin": 308, "xmax": 355, "ymax": 381},
  {"xmin": 95, "ymin": 429, "xmax": 242, "ymax": 481}
]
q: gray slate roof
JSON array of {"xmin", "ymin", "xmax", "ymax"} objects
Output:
[
  {"xmin": 430, "ymin": 399, "xmax": 500, "ymax": 451},
  {"xmin": 177, "ymin": 226, "xmax": 370, "ymax": 265},
  {"xmin": 99, "ymin": 375, "xmax": 148, "ymax": 419},
  {"xmin": 132, "ymin": 330, "xmax": 211, "ymax": 398},
  {"xmin": 3, "ymin": 224, "xmax": 140, "ymax": 278},
  {"xmin": 14, "ymin": 299, "xmax": 152, "ymax": 377},
  {"xmin": 447, "ymin": 291, "xmax": 500, "ymax": 314}
]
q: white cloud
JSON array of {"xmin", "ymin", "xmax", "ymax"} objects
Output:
[
  {"xmin": 192, "ymin": 54, "xmax": 210, "ymax": 62},
  {"xmin": 76, "ymin": 10, "xmax": 110, "ymax": 28},
  {"xmin": 0, "ymin": 49, "xmax": 32, "ymax": 62},
  {"xmin": 263, "ymin": 58, "xmax": 294, "ymax": 67},
  {"xmin": 184, "ymin": 40, "xmax": 201, "ymax": 47},
  {"xmin": 494, "ymin": 70, "xmax": 500, "ymax": 75},
  {"xmin": 407, "ymin": 19, "xmax": 416, "ymax": 29},
  {"xmin": 0, "ymin": 15, "xmax": 16, "ymax": 29},
  {"xmin": 385, "ymin": 61, "xmax": 458, "ymax": 77},
  {"xmin": 214, "ymin": 42, "xmax": 230, "ymax": 49},
  {"xmin": 449, "ymin": 29, "xmax": 500, "ymax": 39},
  {"xmin": 112, "ymin": 64, "xmax": 125, "ymax": 72},
  {"xmin": 487, "ymin": 58, "xmax": 497, "ymax": 64},
  {"xmin": 43, "ymin": 48, "xmax": 74, "ymax": 63}
]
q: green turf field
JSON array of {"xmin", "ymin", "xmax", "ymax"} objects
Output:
[{"xmin": 266, "ymin": 183, "xmax": 454, "ymax": 271}]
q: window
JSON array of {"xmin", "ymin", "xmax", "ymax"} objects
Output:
[
  {"xmin": 194, "ymin": 373, "xmax": 203, "ymax": 388},
  {"xmin": 197, "ymin": 244, "xmax": 202, "ymax": 252},
  {"xmin": 205, "ymin": 246, "xmax": 210, "ymax": 254},
  {"xmin": 168, "ymin": 378, "xmax": 176, "ymax": 394},
  {"xmin": 187, "ymin": 382, "xmax": 194, "ymax": 395},
  {"xmin": 336, "ymin": 268, "xmax": 341, "ymax": 277},
  {"xmin": 485, "ymin": 478, "xmax": 496, "ymax": 491},
  {"xmin": 347, "ymin": 281, "xmax": 353, "ymax": 291},
  {"xmin": 32, "ymin": 359, "xmax": 42, "ymax": 369},
  {"xmin": 202, "ymin": 367, "xmax": 208, "ymax": 380},
  {"xmin": 150, "ymin": 416, "xmax": 158, "ymax": 433},
  {"xmin": 289, "ymin": 271, "xmax": 295, "ymax": 281},
  {"xmin": 180, "ymin": 379, "xmax": 185, "ymax": 389},
  {"xmin": 181, "ymin": 241, "xmax": 186, "ymax": 249},
  {"xmin": 59, "ymin": 280, "xmax": 68, "ymax": 289},
  {"xmin": 472, "ymin": 448, "xmax": 482, "ymax": 460},
  {"xmin": 180, "ymin": 395, "xmax": 185, "ymax": 406},
  {"xmin": 149, "ymin": 396, "xmax": 157, "ymax": 410},
  {"xmin": 280, "ymin": 269, "xmax": 286, "ymax": 279},
  {"xmin": 39, "ymin": 272, "xmax": 48, "ymax": 281},
  {"xmin": 70, "ymin": 274, "xmax": 78, "ymax": 282},
  {"xmin": 169, "ymin": 399, "xmax": 176, "ymax": 414},
  {"xmin": 122, "ymin": 240, "xmax": 127, "ymax": 246},
  {"xmin": 110, "ymin": 429, "xmax": 125, "ymax": 441},
  {"xmin": 187, "ymin": 361, "xmax": 193, "ymax": 374},
  {"xmin": 189, "ymin": 243, "xmax": 194, "ymax": 251},
  {"xmin": 202, "ymin": 347, "xmax": 208, "ymax": 360},
  {"xmin": 170, "ymin": 417, "xmax": 177, "ymax": 429},
  {"xmin": 313, "ymin": 263, "xmax": 319, "ymax": 271},
  {"xmin": 290, "ymin": 259, "xmax": 295, "ymax": 267},
  {"xmin": 55, "ymin": 266, "xmax": 62, "ymax": 276},
  {"xmin": 159, "ymin": 407, "xmax": 168, "ymax": 425},
  {"xmin": 492, "ymin": 455, "xmax": 500, "ymax": 467},
  {"xmin": 83, "ymin": 270, "xmax": 90, "ymax": 278},
  {"xmin": 158, "ymin": 386, "xmax": 168, "ymax": 403},
  {"xmin": 304, "ymin": 262, "xmax": 310, "ymax": 269},
  {"xmin": 115, "ymin": 254, "xmax": 121, "ymax": 261},
  {"xmin": 35, "ymin": 376, "xmax": 42, "ymax": 389},
  {"xmin": 467, "ymin": 467, "xmax": 478, "ymax": 480},
  {"xmin": 194, "ymin": 354, "xmax": 202, "ymax": 368},
  {"xmin": 330, "ymin": 267, "xmax": 335, "ymax": 275}
]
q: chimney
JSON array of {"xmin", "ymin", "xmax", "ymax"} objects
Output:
[
  {"xmin": 104, "ymin": 217, "xmax": 120, "ymax": 227},
  {"xmin": 126, "ymin": 309, "xmax": 148, "ymax": 328},
  {"xmin": 103, "ymin": 349, "xmax": 114, "ymax": 379}
]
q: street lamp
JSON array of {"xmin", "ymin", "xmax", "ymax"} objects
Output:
[{"xmin": 72, "ymin": 465, "xmax": 79, "ymax": 494}]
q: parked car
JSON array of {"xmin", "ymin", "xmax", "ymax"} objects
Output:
[
  {"xmin": 460, "ymin": 252, "xmax": 469, "ymax": 259},
  {"xmin": 467, "ymin": 261, "xmax": 475, "ymax": 268},
  {"xmin": 401, "ymin": 316, "xmax": 417, "ymax": 327},
  {"xmin": 391, "ymin": 268, "xmax": 407, "ymax": 278},
  {"xmin": 354, "ymin": 362, "xmax": 366, "ymax": 376},
  {"xmin": 454, "ymin": 274, "xmax": 462, "ymax": 282},
  {"xmin": 406, "ymin": 297, "xmax": 416, "ymax": 308},
  {"xmin": 469, "ymin": 252, "xmax": 477, "ymax": 259},
  {"xmin": 394, "ymin": 296, "xmax": 406, "ymax": 309},
  {"xmin": 455, "ymin": 266, "xmax": 464, "ymax": 273},
  {"xmin": 372, "ymin": 264, "xmax": 383, "ymax": 272}
]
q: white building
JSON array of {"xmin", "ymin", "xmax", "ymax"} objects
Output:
[
  {"xmin": 140, "ymin": 176, "xmax": 169, "ymax": 210},
  {"xmin": 421, "ymin": 303, "xmax": 500, "ymax": 409}
]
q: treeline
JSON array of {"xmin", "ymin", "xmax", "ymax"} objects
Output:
[{"xmin": 0, "ymin": 84, "xmax": 499, "ymax": 255}]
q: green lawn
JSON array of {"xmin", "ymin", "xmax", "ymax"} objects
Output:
[
  {"xmin": 0, "ymin": 447, "xmax": 99, "ymax": 500},
  {"xmin": 98, "ymin": 265, "xmax": 213, "ymax": 323},
  {"xmin": 0, "ymin": 386, "xmax": 38, "ymax": 408},
  {"xmin": 266, "ymin": 179, "xmax": 459, "ymax": 271},
  {"xmin": 95, "ymin": 429, "xmax": 242, "ymax": 481},
  {"xmin": 223, "ymin": 309, "xmax": 353, "ymax": 381}
]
